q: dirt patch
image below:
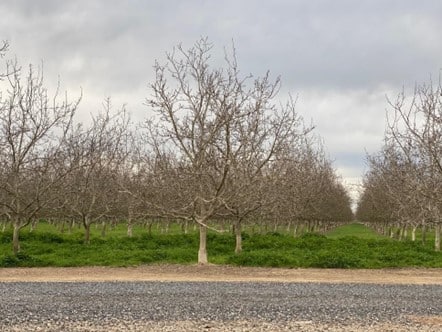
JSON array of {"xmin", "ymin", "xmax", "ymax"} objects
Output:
[
  {"xmin": 7, "ymin": 320, "xmax": 441, "ymax": 332},
  {"xmin": 0, "ymin": 265, "xmax": 441, "ymax": 284},
  {"xmin": 408, "ymin": 315, "xmax": 442, "ymax": 325}
]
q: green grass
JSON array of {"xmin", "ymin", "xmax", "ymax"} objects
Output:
[
  {"xmin": 326, "ymin": 223, "xmax": 387, "ymax": 239},
  {"xmin": 0, "ymin": 222, "xmax": 441, "ymax": 268},
  {"xmin": 226, "ymin": 232, "xmax": 442, "ymax": 268}
]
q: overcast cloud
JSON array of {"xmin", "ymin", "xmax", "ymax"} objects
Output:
[{"xmin": 1, "ymin": 0, "xmax": 442, "ymax": 204}]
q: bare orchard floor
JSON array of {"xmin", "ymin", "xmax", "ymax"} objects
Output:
[
  {"xmin": 1, "ymin": 266, "xmax": 442, "ymax": 331},
  {"xmin": 0, "ymin": 265, "xmax": 442, "ymax": 284}
]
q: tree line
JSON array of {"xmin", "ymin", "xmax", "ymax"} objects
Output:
[
  {"xmin": 0, "ymin": 38, "xmax": 353, "ymax": 262},
  {"xmin": 356, "ymin": 78, "xmax": 442, "ymax": 251}
]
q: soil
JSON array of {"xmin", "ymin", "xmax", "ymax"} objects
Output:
[{"xmin": 1, "ymin": 265, "xmax": 441, "ymax": 284}]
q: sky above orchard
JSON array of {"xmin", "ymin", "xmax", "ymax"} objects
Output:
[{"xmin": 1, "ymin": 0, "xmax": 441, "ymax": 204}]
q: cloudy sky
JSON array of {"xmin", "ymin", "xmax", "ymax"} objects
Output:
[{"xmin": 1, "ymin": 0, "xmax": 442, "ymax": 204}]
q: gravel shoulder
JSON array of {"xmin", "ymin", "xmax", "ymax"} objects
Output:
[
  {"xmin": 1, "ymin": 267, "xmax": 442, "ymax": 331},
  {"xmin": 1, "ymin": 280, "xmax": 441, "ymax": 331},
  {"xmin": 1, "ymin": 265, "xmax": 442, "ymax": 284}
]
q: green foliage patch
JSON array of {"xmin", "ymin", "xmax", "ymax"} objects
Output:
[
  {"xmin": 227, "ymin": 233, "xmax": 442, "ymax": 268},
  {"xmin": 0, "ymin": 222, "xmax": 441, "ymax": 268},
  {"xmin": 325, "ymin": 223, "xmax": 386, "ymax": 239}
]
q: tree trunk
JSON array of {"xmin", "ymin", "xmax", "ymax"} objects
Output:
[
  {"xmin": 84, "ymin": 223, "xmax": 91, "ymax": 245},
  {"xmin": 68, "ymin": 218, "xmax": 74, "ymax": 234},
  {"xmin": 235, "ymin": 220, "xmax": 242, "ymax": 254},
  {"xmin": 127, "ymin": 223, "xmax": 133, "ymax": 237},
  {"xmin": 101, "ymin": 221, "xmax": 107, "ymax": 237},
  {"xmin": 198, "ymin": 224, "xmax": 208, "ymax": 264},
  {"xmin": 286, "ymin": 221, "xmax": 291, "ymax": 233},
  {"xmin": 435, "ymin": 224, "xmax": 441, "ymax": 252},
  {"xmin": 293, "ymin": 224, "xmax": 298, "ymax": 237},
  {"xmin": 398, "ymin": 226, "xmax": 404, "ymax": 241},
  {"xmin": 60, "ymin": 220, "xmax": 66, "ymax": 233},
  {"xmin": 111, "ymin": 218, "xmax": 117, "ymax": 230},
  {"xmin": 180, "ymin": 220, "xmax": 189, "ymax": 234},
  {"xmin": 396, "ymin": 227, "xmax": 401, "ymax": 240},
  {"xmin": 411, "ymin": 226, "xmax": 416, "ymax": 242},
  {"xmin": 389, "ymin": 227, "xmax": 394, "ymax": 238},
  {"xmin": 403, "ymin": 226, "xmax": 408, "ymax": 240},
  {"xmin": 299, "ymin": 223, "xmax": 305, "ymax": 235},
  {"xmin": 29, "ymin": 219, "xmax": 38, "ymax": 232},
  {"xmin": 421, "ymin": 224, "xmax": 427, "ymax": 245},
  {"xmin": 13, "ymin": 224, "xmax": 21, "ymax": 255}
]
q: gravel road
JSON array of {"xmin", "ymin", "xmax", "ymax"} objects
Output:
[{"xmin": 1, "ymin": 281, "xmax": 442, "ymax": 331}]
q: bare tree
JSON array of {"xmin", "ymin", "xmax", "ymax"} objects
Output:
[
  {"xmin": 113, "ymin": 133, "xmax": 154, "ymax": 237},
  {"xmin": 358, "ymin": 143, "xmax": 432, "ymax": 241},
  {"xmin": 386, "ymin": 81, "xmax": 442, "ymax": 250},
  {"xmin": 0, "ymin": 40, "xmax": 8, "ymax": 80},
  {"xmin": 219, "ymin": 94, "xmax": 309, "ymax": 252},
  {"xmin": 357, "ymin": 159, "xmax": 392, "ymax": 234},
  {"xmin": 146, "ymin": 38, "xmax": 306, "ymax": 264},
  {"xmin": 0, "ymin": 60, "xmax": 80, "ymax": 254},
  {"xmin": 263, "ymin": 136, "xmax": 353, "ymax": 236},
  {"xmin": 0, "ymin": 40, "xmax": 7, "ymax": 55},
  {"xmin": 359, "ymin": 79, "xmax": 442, "ymax": 250},
  {"xmin": 220, "ymin": 168, "xmax": 266, "ymax": 254},
  {"xmin": 61, "ymin": 99, "xmax": 129, "ymax": 244}
]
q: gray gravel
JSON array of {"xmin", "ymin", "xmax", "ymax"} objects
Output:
[{"xmin": 0, "ymin": 282, "xmax": 441, "ymax": 331}]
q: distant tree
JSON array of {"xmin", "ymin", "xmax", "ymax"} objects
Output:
[
  {"xmin": 387, "ymin": 81, "xmax": 442, "ymax": 249},
  {"xmin": 61, "ymin": 99, "xmax": 129, "ymax": 244},
  {"xmin": 358, "ymin": 79, "xmax": 442, "ymax": 250},
  {"xmin": 0, "ymin": 60, "xmax": 80, "ymax": 254},
  {"xmin": 114, "ymin": 133, "xmax": 154, "ymax": 237},
  {"xmin": 264, "ymin": 138, "xmax": 353, "ymax": 235}
]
